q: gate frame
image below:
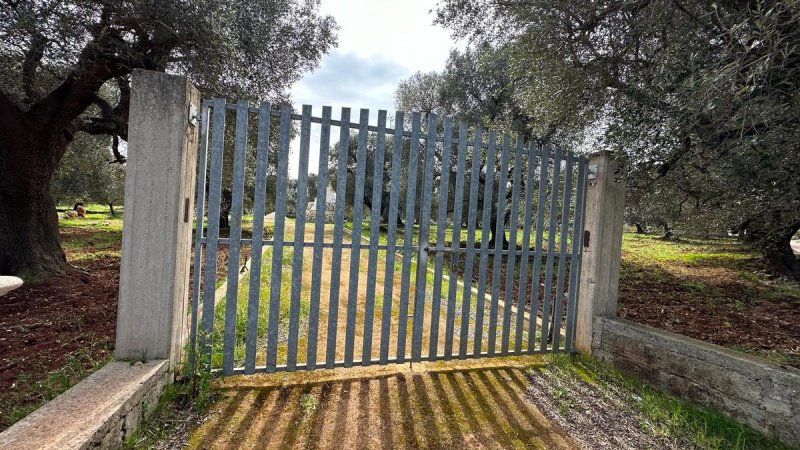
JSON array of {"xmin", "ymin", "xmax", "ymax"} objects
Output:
[
  {"xmin": 574, "ymin": 151, "xmax": 626, "ymax": 354},
  {"xmin": 114, "ymin": 70, "xmax": 626, "ymax": 376},
  {"xmin": 115, "ymin": 70, "xmax": 200, "ymax": 370}
]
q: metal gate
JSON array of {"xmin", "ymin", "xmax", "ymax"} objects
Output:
[{"xmin": 189, "ymin": 99, "xmax": 588, "ymax": 375}]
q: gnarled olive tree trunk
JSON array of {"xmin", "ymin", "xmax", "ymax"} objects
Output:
[
  {"xmin": 743, "ymin": 213, "xmax": 800, "ymax": 281},
  {"xmin": 0, "ymin": 112, "xmax": 73, "ymax": 276}
]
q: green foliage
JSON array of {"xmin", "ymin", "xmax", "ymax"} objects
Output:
[
  {"xmin": 119, "ymin": 379, "xmax": 204, "ymax": 450},
  {"xmin": 52, "ymin": 134, "xmax": 125, "ymax": 214},
  {"xmin": 542, "ymin": 354, "xmax": 792, "ymax": 450},
  {"xmin": 433, "ymin": 0, "xmax": 800, "ymax": 278},
  {"xmin": 1, "ymin": 1, "xmax": 338, "ymax": 108},
  {"xmin": 1, "ymin": 347, "xmax": 111, "ymax": 430},
  {"xmin": 395, "ymin": 46, "xmax": 533, "ymax": 137}
]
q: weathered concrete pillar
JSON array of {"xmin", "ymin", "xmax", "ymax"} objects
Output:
[
  {"xmin": 575, "ymin": 151, "xmax": 626, "ymax": 354},
  {"xmin": 115, "ymin": 70, "xmax": 200, "ymax": 368}
]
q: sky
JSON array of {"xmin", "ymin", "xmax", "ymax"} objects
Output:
[{"xmin": 287, "ymin": 0, "xmax": 457, "ymax": 177}]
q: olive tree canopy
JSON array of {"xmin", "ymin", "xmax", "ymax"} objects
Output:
[
  {"xmin": 434, "ymin": 0, "xmax": 800, "ymax": 279},
  {"xmin": 0, "ymin": 0, "xmax": 337, "ymax": 277}
]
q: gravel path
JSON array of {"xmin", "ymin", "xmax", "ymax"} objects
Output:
[{"xmin": 525, "ymin": 361, "xmax": 694, "ymax": 450}]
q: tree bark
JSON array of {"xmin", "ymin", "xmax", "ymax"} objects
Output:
[
  {"xmin": 487, "ymin": 209, "xmax": 510, "ymax": 249},
  {"xmin": 659, "ymin": 222, "xmax": 673, "ymax": 240},
  {"xmin": 760, "ymin": 222, "xmax": 800, "ymax": 281},
  {"xmin": 219, "ymin": 188, "xmax": 232, "ymax": 229},
  {"xmin": 0, "ymin": 113, "xmax": 73, "ymax": 277}
]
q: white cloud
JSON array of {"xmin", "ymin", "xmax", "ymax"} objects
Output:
[
  {"xmin": 287, "ymin": 0, "xmax": 458, "ymax": 177},
  {"xmin": 292, "ymin": 52, "xmax": 409, "ymax": 112}
]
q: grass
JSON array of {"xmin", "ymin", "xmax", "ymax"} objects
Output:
[
  {"xmin": 120, "ymin": 378, "xmax": 208, "ymax": 450},
  {"xmin": 201, "ymin": 217, "xmax": 540, "ymax": 372},
  {"xmin": 619, "ymin": 232, "xmax": 800, "ymax": 366},
  {"xmin": 2, "ymin": 346, "xmax": 112, "ymax": 429},
  {"xmin": 622, "ymin": 232, "xmax": 800, "ymax": 297},
  {"xmin": 539, "ymin": 354, "xmax": 793, "ymax": 450},
  {"xmin": 57, "ymin": 207, "xmax": 124, "ymax": 262},
  {"xmin": 0, "ymin": 210, "xmax": 122, "ymax": 430}
]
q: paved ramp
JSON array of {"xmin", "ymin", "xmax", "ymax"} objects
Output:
[{"xmin": 185, "ymin": 356, "xmax": 575, "ymax": 449}]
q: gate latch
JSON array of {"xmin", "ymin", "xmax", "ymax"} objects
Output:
[{"xmin": 188, "ymin": 103, "xmax": 198, "ymax": 127}]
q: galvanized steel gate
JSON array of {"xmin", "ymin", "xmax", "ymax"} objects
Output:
[{"xmin": 189, "ymin": 99, "xmax": 588, "ymax": 375}]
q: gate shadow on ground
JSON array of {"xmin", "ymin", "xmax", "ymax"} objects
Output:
[{"xmin": 186, "ymin": 357, "xmax": 575, "ymax": 449}]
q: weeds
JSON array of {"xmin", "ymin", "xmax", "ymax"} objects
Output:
[
  {"xmin": 541, "ymin": 354, "xmax": 792, "ymax": 450},
  {"xmin": 1, "ymin": 346, "xmax": 112, "ymax": 429}
]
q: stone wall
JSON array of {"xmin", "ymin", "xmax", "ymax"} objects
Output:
[{"xmin": 592, "ymin": 317, "xmax": 800, "ymax": 446}]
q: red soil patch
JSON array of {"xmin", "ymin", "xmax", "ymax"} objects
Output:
[
  {"xmin": 0, "ymin": 256, "xmax": 119, "ymax": 429},
  {"xmin": 618, "ymin": 260, "xmax": 800, "ymax": 368}
]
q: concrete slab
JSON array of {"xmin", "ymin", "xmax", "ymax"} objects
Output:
[
  {"xmin": 0, "ymin": 360, "xmax": 169, "ymax": 450},
  {"xmin": 184, "ymin": 356, "xmax": 575, "ymax": 449}
]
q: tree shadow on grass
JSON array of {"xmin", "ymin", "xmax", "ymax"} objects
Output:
[{"xmin": 186, "ymin": 361, "xmax": 575, "ymax": 449}]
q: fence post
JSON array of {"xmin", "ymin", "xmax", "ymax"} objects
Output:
[
  {"xmin": 115, "ymin": 70, "xmax": 201, "ymax": 369},
  {"xmin": 574, "ymin": 151, "xmax": 626, "ymax": 354}
]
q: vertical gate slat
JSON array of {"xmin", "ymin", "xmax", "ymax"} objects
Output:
[
  {"xmin": 444, "ymin": 122, "xmax": 468, "ymax": 359},
  {"xmin": 325, "ymin": 108, "xmax": 351, "ymax": 368},
  {"xmin": 245, "ymin": 102, "xmax": 271, "ymax": 374},
  {"xmin": 458, "ymin": 127, "xmax": 482, "ymax": 358},
  {"xmin": 189, "ymin": 100, "xmax": 210, "ymax": 374},
  {"xmin": 344, "ymin": 108, "xmax": 370, "ymax": 367},
  {"xmin": 307, "ymin": 106, "xmax": 332, "ymax": 369},
  {"xmin": 500, "ymin": 138, "xmax": 524, "ymax": 355},
  {"xmin": 362, "ymin": 110, "xmax": 388, "ymax": 366},
  {"xmin": 222, "ymin": 101, "xmax": 249, "ymax": 375},
  {"xmin": 194, "ymin": 100, "xmax": 592, "ymax": 375},
  {"xmin": 514, "ymin": 142, "xmax": 538, "ymax": 354},
  {"xmin": 539, "ymin": 146, "xmax": 563, "ymax": 352},
  {"xmin": 429, "ymin": 117, "xmax": 453, "ymax": 359},
  {"xmin": 527, "ymin": 145, "xmax": 551, "ymax": 353},
  {"xmin": 473, "ymin": 131, "xmax": 496, "ymax": 357},
  {"xmin": 397, "ymin": 112, "xmax": 422, "ymax": 362},
  {"xmin": 265, "ymin": 104, "xmax": 292, "ymax": 372},
  {"xmin": 411, "ymin": 113, "xmax": 438, "ymax": 362},
  {"xmin": 201, "ymin": 98, "xmax": 226, "ymax": 365},
  {"xmin": 564, "ymin": 156, "xmax": 588, "ymax": 351},
  {"xmin": 379, "ymin": 112, "xmax": 405, "ymax": 364},
  {"xmin": 550, "ymin": 154, "xmax": 574, "ymax": 351},
  {"xmin": 287, "ymin": 105, "xmax": 312, "ymax": 370},
  {"xmin": 487, "ymin": 134, "xmax": 511, "ymax": 356}
]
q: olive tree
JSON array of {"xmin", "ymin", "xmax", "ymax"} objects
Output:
[
  {"xmin": 435, "ymin": 0, "xmax": 800, "ymax": 279},
  {"xmin": 0, "ymin": 0, "xmax": 337, "ymax": 277}
]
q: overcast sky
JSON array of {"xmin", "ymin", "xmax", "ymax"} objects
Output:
[{"xmin": 288, "ymin": 0, "xmax": 457, "ymax": 177}]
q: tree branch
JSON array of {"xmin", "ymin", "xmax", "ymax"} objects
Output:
[{"xmin": 21, "ymin": 29, "xmax": 47, "ymax": 106}]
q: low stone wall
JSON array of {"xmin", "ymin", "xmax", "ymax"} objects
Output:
[
  {"xmin": 592, "ymin": 317, "xmax": 800, "ymax": 446},
  {"xmin": 0, "ymin": 360, "xmax": 169, "ymax": 449}
]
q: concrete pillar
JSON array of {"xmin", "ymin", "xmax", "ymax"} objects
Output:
[
  {"xmin": 575, "ymin": 151, "xmax": 626, "ymax": 354},
  {"xmin": 115, "ymin": 70, "xmax": 201, "ymax": 368}
]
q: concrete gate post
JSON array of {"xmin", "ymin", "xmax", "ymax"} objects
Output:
[
  {"xmin": 115, "ymin": 70, "xmax": 201, "ymax": 369},
  {"xmin": 574, "ymin": 151, "xmax": 626, "ymax": 354}
]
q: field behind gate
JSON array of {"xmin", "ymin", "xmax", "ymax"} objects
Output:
[{"xmin": 205, "ymin": 218, "xmax": 561, "ymax": 371}]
